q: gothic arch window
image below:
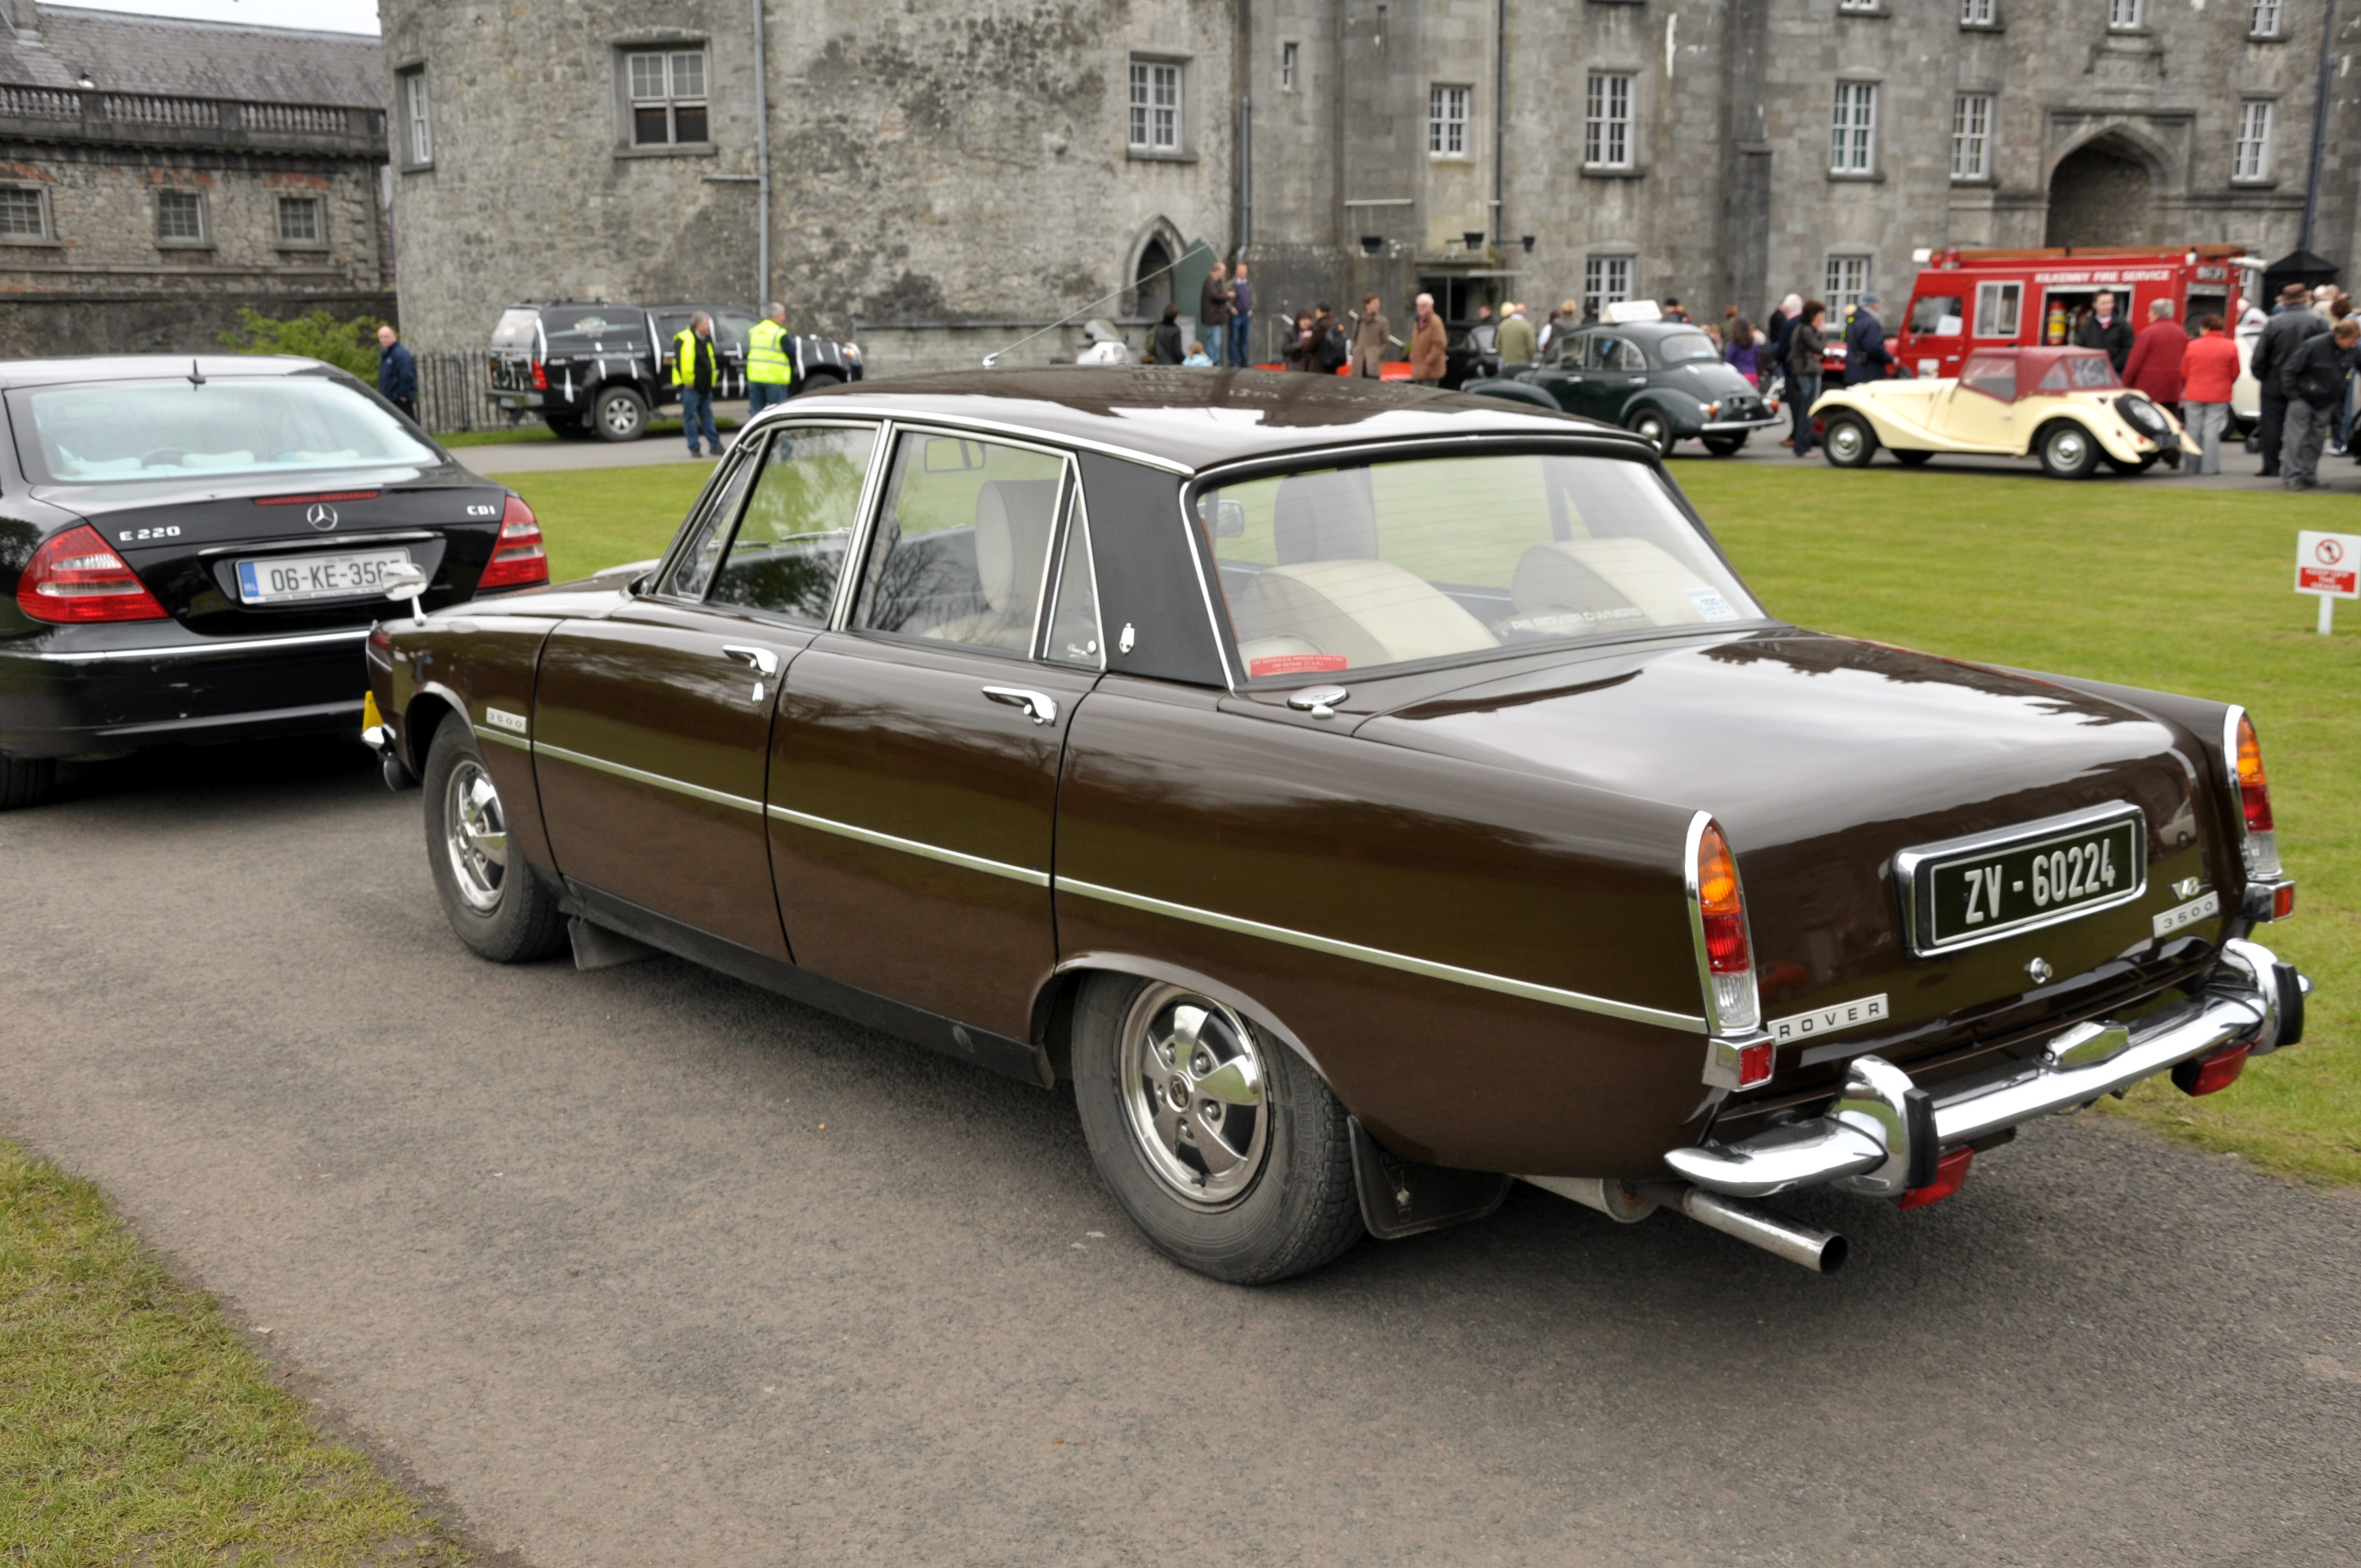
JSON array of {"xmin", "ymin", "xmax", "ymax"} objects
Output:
[{"xmin": 1127, "ymin": 219, "xmax": 1185, "ymax": 317}]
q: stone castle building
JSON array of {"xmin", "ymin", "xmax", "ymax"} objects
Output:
[
  {"xmin": 0, "ymin": 2, "xmax": 392, "ymax": 357},
  {"xmin": 380, "ymin": 0, "xmax": 2361, "ymax": 368}
]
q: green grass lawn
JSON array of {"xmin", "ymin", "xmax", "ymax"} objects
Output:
[
  {"xmin": 0, "ymin": 1142, "xmax": 467, "ymax": 1566},
  {"xmin": 488, "ymin": 453, "xmax": 2361, "ymax": 1185}
]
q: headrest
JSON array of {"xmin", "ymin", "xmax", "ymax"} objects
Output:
[
  {"xmin": 1272, "ymin": 467, "xmax": 1378, "ymax": 564},
  {"xmin": 973, "ymin": 479, "xmax": 1060, "ymax": 615}
]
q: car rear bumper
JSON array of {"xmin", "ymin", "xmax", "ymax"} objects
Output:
[
  {"xmin": 1700, "ymin": 414, "xmax": 1785, "ymax": 434},
  {"xmin": 1664, "ymin": 938, "xmax": 2304, "ymax": 1200},
  {"xmin": 489, "ymin": 390, "xmax": 546, "ymax": 410},
  {"xmin": 0, "ymin": 627, "xmax": 371, "ymax": 758}
]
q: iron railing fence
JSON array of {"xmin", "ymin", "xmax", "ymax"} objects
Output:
[{"xmin": 411, "ymin": 351, "xmax": 518, "ymax": 437}]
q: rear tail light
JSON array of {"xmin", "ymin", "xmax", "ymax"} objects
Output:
[
  {"xmin": 16, "ymin": 525, "xmax": 168, "ymax": 623},
  {"xmin": 475, "ymin": 494, "xmax": 548, "ymax": 590},
  {"xmin": 530, "ymin": 360, "xmax": 548, "ymax": 391},
  {"xmin": 2226, "ymin": 707, "xmax": 2281, "ymax": 880},
  {"xmin": 1899, "ymin": 1146, "xmax": 1973, "ymax": 1211},
  {"xmin": 2172, "ymin": 1042, "xmax": 2250, "ymax": 1097},
  {"xmin": 1690, "ymin": 816, "xmax": 1761, "ymax": 1037}
]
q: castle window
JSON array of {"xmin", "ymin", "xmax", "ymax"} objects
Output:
[
  {"xmin": 1830, "ymin": 81, "xmax": 1877, "ymax": 174},
  {"xmin": 1825, "ymin": 255, "xmax": 1872, "ymax": 318},
  {"xmin": 156, "ymin": 188, "xmax": 207, "ymax": 246},
  {"xmin": 2107, "ymin": 0, "xmax": 2144, "ymax": 29},
  {"xmin": 1129, "ymin": 59, "xmax": 1183, "ymax": 152},
  {"xmin": 1950, "ymin": 94, "xmax": 1992, "ymax": 180},
  {"xmin": 628, "ymin": 48, "xmax": 709, "ymax": 146},
  {"xmin": 1281, "ymin": 41, "xmax": 1298, "ymax": 91},
  {"xmin": 398, "ymin": 67, "xmax": 431, "ymax": 166},
  {"xmin": 277, "ymin": 195, "xmax": 323, "ymax": 247},
  {"xmin": 0, "ymin": 184, "xmax": 50, "ymax": 241},
  {"xmin": 1585, "ymin": 73, "xmax": 1633, "ymax": 168},
  {"xmin": 1582, "ymin": 254, "xmax": 1633, "ymax": 318},
  {"xmin": 2233, "ymin": 100, "xmax": 2274, "ymax": 181},
  {"xmin": 1428, "ymin": 84, "xmax": 1471, "ymax": 157},
  {"xmin": 2249, "ymin": 0, "xmax": 2282, "ymax": 34},
  {"xmin": 1960, "ymin": 0, "xmax": 1997, "ymax": 24}
]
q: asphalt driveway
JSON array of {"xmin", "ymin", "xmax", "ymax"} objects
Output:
[{"xmin": 2, "ymin": 741, "xmax": 2355, "ymax": 1566}]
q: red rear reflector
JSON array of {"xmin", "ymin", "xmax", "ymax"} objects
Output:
[
  {"xmin": 2272, "ymin": 883, "xmax": 2295, "ymax": 920},
  {"xmin": 476, "ymin": 493, "xmax": 548, "ymax": 590},
  {"xmin": 17, "ymin": 525, "xmax": 168, "ymax": 623},
  {"xmin": 2172, "ymin": 1042, "xmax": 2250, "ymax": 1098},
  {"xmin": 1899, "ymin": 1146, "xmax": 1973, "ymax": 1211},
  {"xmin": 2233, "ymin": 712, "xmax": 2273, "ymax": 833},
  {"xmin": 254, "ymin": 489, "xmax": 379, "ymax": 506},
  {"xmin": 1737, "ymin": 1041, "xmax": 1773, "ymax": 1089}
]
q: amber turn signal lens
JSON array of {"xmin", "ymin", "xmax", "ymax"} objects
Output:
[
  {"xmin": 1696, "ymin": 820, "xmax": 1751, "ymax": 976},
  {"xmin": 2234, "ymin": 712, "xmax": 2273, "ymax": 834}
]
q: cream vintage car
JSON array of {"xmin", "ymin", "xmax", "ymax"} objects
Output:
[{"xmin": 1811, "ymin": 345, "xmax": 2186, "ymax": 480}]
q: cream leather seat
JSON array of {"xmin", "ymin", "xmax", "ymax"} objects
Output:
[
  {"xmin": 922, "ymin": 478, "xmax": 1059, "ymax": 649},
  {"xmin": 1510, "ymin": 537, "xmax": 1718, "ymax": 628},
  {"xmin": 1231, "ymin": 558, "xmax": 1498, "ymax": 670}
]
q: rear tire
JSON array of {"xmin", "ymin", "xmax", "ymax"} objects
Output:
[
  {"xmin": 2037, "ymin": 421, "xmax": 2101, "ymax": 480},
  {"xmin": 421, "ymin": 720, "xmax": 567, "ymax": 963},
  {"xmin": 1821, "ymin": 413, "xmax": 1878, "ymax": 467},
  {"xmin": 0, "ymin": 753, "xmax": 56, "ymax": 810},
  {"xmin": 1071, "ymin": 973, "xmax": 1363, "ymax": 1284},
  {"xmin": 591, "ymin": 385, "xmax": 650, "ymax": 443},
  {"xmin": 1625, "ymin": 408, "xmax": 1675, "ymax": 456},
  {"xmin": 1892, "ymin": 448, "xmax": 1933, "ymax": 467},
  {"xmin": 545, "ymin": 415, "xmax": 592, "ymax": 440}
]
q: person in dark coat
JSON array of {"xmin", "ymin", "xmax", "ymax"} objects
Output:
[
  {"xmin": 1198, "ymin": 262, "xmax": 1232, "ymax": 351},
  {"xmin": 2071, "ymin": 290, "xmax": 2135, "ymax": 374},
  {"xmin": 2251, "ymin": 282, "xmax": 2329, "ymax": 477},
  {"xmin": 2277, "ymin": 317, "xmax": 2360, "ymax": 490},
  {"xmin": 1841, "ymin": 293, "xmax": 1892, "ymax": 385},
  {"xmin": 1788, "ymin": 300, "xmax": 1827, "ymax": 456},
  {"xmin": 1150, "ymin": 304, "xmax": 1185, "ymax": 366},
  {"xmin": 375, "ymin": 324, "xmax": 417, "ymax": 421}
]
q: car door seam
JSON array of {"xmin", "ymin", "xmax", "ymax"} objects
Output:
[{"xmin": 1053, "ymin": 876, "xmax": 1706, "ymax": 1033}]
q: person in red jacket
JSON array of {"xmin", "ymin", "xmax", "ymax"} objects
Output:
[
  {"xmin": 2179, "ymin": 314, "xmax": 2240, "ymax": 475},
  {"xmin": 2120, "ymin": 298, "xmax": 2187, "ymax": 413}
]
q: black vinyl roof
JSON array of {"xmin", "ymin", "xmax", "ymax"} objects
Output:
[{"xmin": 788, "ymin": 367, "xmax": 1631, "ymax": 473}]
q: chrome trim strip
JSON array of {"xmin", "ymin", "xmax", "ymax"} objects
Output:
[
  {"xmin": 1056, "ymin": 876, "xmax": 1705, "ymax": 1032},
  {"xmin": 532, "ymin": 739, "xmax": 763, "ymax": 814},
  {"xmin": 4, "ymin": 627, "xmax": 373, "ymax": 662},
  {"xmin": 475, "ymin": 725, "xmax": 532, "ymax": 753},
  {"xmin": 1699, "ymin": 417, "xmax": 1785, "ymax": 433},
  {"xmin": 1891, "ymin": 801, "xmax": 2148, "ymax": 956},
  {"xmin": 798, "ymin": 405, "xmax": 1195, "ymax": 476},
  {"xmin": 764, "ymin": 803, "xmax": 1050, "ymax": 886}
]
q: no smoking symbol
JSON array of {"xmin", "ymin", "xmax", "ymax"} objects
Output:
[{"xmin": 2320, "ymin": 538, "xmax": 2347, "ymax": 565}]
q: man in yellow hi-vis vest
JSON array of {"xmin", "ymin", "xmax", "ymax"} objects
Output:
[
  {"xmin": 746, "ymin": 302, "xmax": 795, "ymax": 418},
  {"xmin": 671, "ymin": 312, "xmax": 721, "ymax": 456}
]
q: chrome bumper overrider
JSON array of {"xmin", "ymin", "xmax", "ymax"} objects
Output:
[{"xmin": 1666, "ymin": 939, "xmax": 2305, "ymax": 1201}]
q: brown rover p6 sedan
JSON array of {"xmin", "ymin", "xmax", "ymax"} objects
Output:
[{"xmin": 364, "ymin": 368, "xmax": 2309, "ymax": 1281}]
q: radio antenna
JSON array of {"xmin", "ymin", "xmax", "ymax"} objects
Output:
[{"xmin": 981, "ymin": 251, "xmax": 1193, "ymax": 368}]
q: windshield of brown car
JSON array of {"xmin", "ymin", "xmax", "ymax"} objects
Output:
[{"xmin": 1197, "ymin": 451, "xmax": 1765, "ymax": 683}]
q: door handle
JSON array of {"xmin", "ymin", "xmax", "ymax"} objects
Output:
[
  {"xmin": 982, "ymin": 685, "xmax": 1059, "ymax": 725},
  {"xmin": 721, "ymin": 644, "xmax": 779, "ymax": 702}
]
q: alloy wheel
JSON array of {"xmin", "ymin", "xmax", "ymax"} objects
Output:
[
  {"xmin": 442, "ymin": 759, "xmax": 510, "ymax": 913},
  {"xmin": 1117, "ymin": 984, "xmax": 1272, "ymax": 1207}
]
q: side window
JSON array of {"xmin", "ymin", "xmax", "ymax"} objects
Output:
[
  {"xmin": 658, "ymin": 445, "xmax": 761, "ymax": 599},
  {"xmin": 1974, "ymin": 280, "xmax": 2022, "ymax": 339},
  {"xmin": 852, "ymin": 432, "xmax": 1068, "ymax": 654},
  {"xmin": 712, "ymin": 311, "xmax": 759, "ymax": 352},
  {"xmin": 1041, "ymin": 490, "xmax": 1103, "ymax": 668},
  {"xmin": 708, "ymin": 424, "xmax": 877, "ymax": 622},
  {"xmin": 1910, "ymin": 295, "xmax": 1966, "ymax": 335}
]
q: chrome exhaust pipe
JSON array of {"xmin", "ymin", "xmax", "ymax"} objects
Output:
[{"xmin": 1639, "ymin": 1182, "xmax": 1849, "ymax": 1273}]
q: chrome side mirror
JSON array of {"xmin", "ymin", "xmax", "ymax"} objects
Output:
[{"xmin": 380, "ymin": 562, "xmax": 429, "ymax": 624}]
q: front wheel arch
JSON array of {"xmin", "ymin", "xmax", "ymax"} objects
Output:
[{"xmin": 399, "ymin": 690, "xmax": 461, "ymax": 782}]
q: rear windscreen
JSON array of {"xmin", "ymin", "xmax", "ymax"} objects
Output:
[
  {"xmin": 490, "ymin": 308, "xmax": 540, "ymax": 351},
  {"xmin": 10, "ymin": 377, "xmax": 440, "ymax": 485},
  {"xmin": 542, "ymin": 307, "xmax": 648, "ymax": 351}
]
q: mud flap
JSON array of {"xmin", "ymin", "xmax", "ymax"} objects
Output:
[{"xmin": 1348, "ymin": 1117, "xmax": 1512, "ymax": 1240}]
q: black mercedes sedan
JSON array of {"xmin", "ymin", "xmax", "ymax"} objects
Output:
[{"xmin": 0, "ymin": 355, "xmax": 546, "ymax": 808}]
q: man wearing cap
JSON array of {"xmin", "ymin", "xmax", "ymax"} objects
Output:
[{"xmin": 1842, "ymin": 292, "xmax": 1894, "ymax": 386}]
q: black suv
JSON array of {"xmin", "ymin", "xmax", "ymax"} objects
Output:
[{"xmin": 486, "ymin": 302, "xmax": 863, "ymax": 442}]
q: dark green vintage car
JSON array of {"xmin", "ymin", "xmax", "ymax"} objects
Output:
[{"xmin": 1466, "ymin": 319, "xmax": 1783, "ymax": 456}]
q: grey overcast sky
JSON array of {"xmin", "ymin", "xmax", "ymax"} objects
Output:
[{"xmin": 61, "ymin": 0, "xmax": 379, "ymax": 34}]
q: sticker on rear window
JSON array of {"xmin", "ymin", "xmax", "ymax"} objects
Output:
[
  {"xmin": 1249, "ymin": 652, "xmax": 1350, "ymax": 679},
  {"xmin": 1685, "ymin": 587, "xmax": 1741, "ymax": 623}
]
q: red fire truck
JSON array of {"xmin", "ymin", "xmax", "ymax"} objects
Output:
[{"xmin": 1891, "ymin": 243, "xmax": 2255, "ymax": 379}]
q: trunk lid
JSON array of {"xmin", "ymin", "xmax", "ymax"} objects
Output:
[{"xmin": 1356, "ymin": 630, "xmax": 2227, "ymax": 1090}]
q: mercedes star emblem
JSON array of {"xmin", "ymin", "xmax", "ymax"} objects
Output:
[
  {"xmin": 2026, "ymin": 957, "xmax": 2054, "ymax": 987},
  {"xmin": 306, "ymin": 503, "xmax": 339, "ymax": 531}
]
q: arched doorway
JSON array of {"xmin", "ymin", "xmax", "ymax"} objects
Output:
[
  {"xmin": 2045, "ymin": 137, "xmax": 2155, "ymax": 248},
  {"xmin": 1130, "ymin": 225, "xmax": 1179, "ymax": 317}
]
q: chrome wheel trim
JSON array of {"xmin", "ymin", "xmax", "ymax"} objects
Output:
[
  {"xmin": 1117, "ymin": 984, "xmax": 1273, "ymax": 1208},
  {"xmin": 1633, "ymin": 413, "xmax": 1668, "ymax": 451},
  {"xmin": 1827, "ymin": 421, "xmax": 1867, "ymax": 462},
  {"xmin": 442, "ymin": 758, "xmax": 510, "ymax": 913},
  {"xmin": 2047, "ymin": 427, "xmax": 2088, "ymax": 470}
]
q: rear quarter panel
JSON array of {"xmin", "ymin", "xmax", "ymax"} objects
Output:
[{"xmin": 1055, "ymin": 675, "xmax": 1718, "ymax": 1177}]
